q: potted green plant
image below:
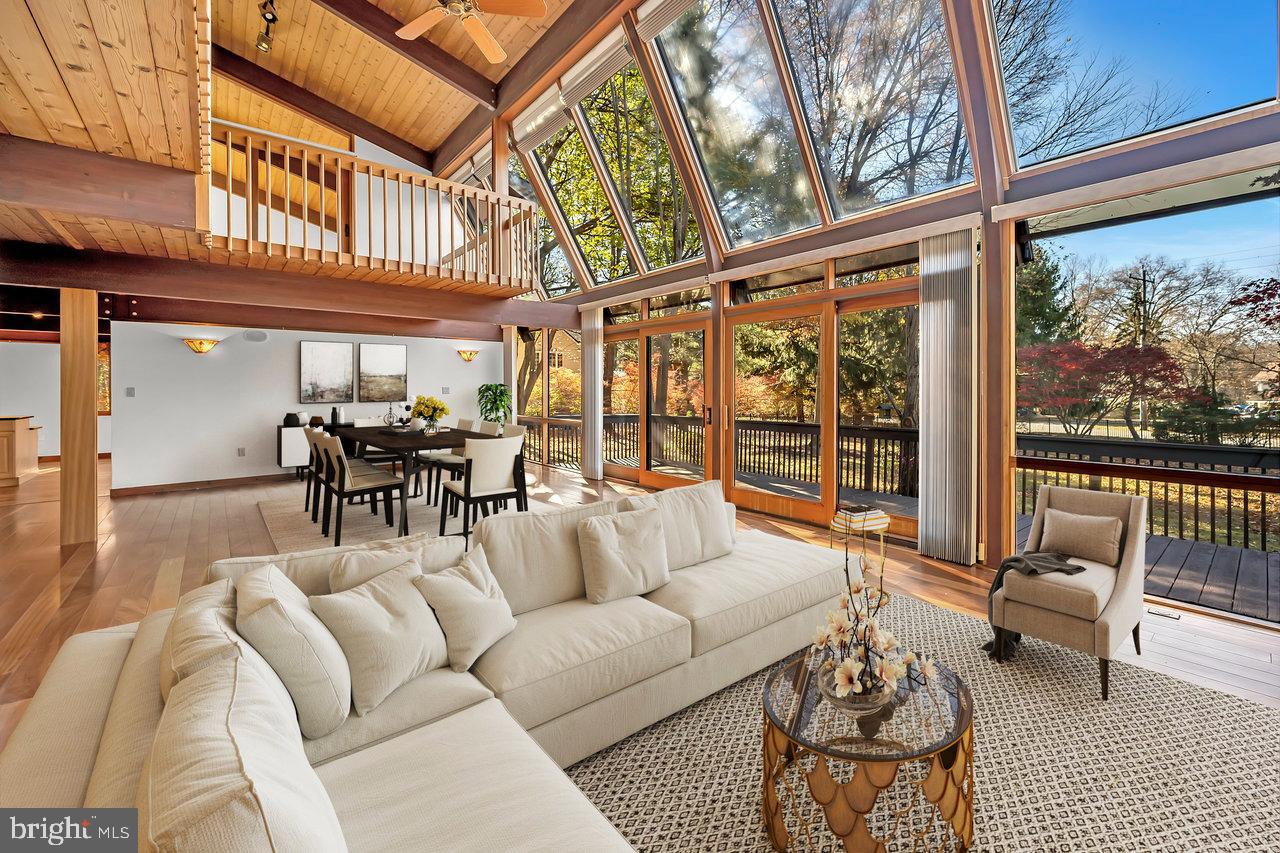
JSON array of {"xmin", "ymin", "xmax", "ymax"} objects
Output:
[{"xmin": 477, "ymin": 383, "xmax": 513, "ymax": 423}]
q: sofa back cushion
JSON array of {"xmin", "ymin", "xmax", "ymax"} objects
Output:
[
  {"xmin": 235, "ymin": 565, "xmax": 352, "ymax": 738},
  {"xmin": 472, "ymin": 502, "xmax": 617, "ymax": 615},
  {"xmin": 328, "ymin": 537, "xmax": 465, "ymax": 593},
  {"xmin": 577, "ymin": 507, "xmax": 670, "ymax": 603},
  {"xmin": 159, "ymin": 579, "xmax": 293, "ymax": 712},
  {"xmin": 619, "ymin": 480, "xmax": 734, "ymax": 571},
  {"xmin": 136, "ymin": 655, "xmax": 347, "ymax": 852},
  {"xmin": 205, "ymin": 531, "xmax": 461, "ymax": 596}
]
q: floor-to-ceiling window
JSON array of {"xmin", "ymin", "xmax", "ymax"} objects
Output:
[
  {"xmin": 647, "ymin": 328, "xmax": 707, "ymax": 480},
  {"xmin": 1014, "ymin": 174, "xmax": 1280, "ymax": 621},
  {"xmin": 604, "ymin": 338, "xmax": 641, "ymax": 470}
]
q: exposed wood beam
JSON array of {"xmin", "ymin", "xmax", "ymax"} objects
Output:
[
  {"xmin": 125, "ymin": 296, "xmax": 503, "ymax": 341},
  {"xmin": 0, "ymin": 242, "xmax": 579, "ymax": 329},
  {"xmin": 0, "ymin": 136, "xmax": 197, "ymax": 230},
  {"xmin": 436, "ymin": 0, "xmax": 644, "ymax": 173},
  {"xmin": 211, "ymin": 45, "xmax": 432, "ymax": 170},
  {"xmin": 309, "ymin": 0, "xmax": 497, "ymax": 108}
]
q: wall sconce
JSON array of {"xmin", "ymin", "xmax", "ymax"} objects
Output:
[
  {"xmin": 184, "ymin": 339, "xmax": 220, "ymax": 354},
  {"xmin": 456, "ymin": 348, "xmax": 480, "ymax": 363}
]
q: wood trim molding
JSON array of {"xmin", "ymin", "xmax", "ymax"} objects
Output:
[
  {"xmin": 0, "ymin": 137, "xmax": 197, "ymax": 229},
  {"xmin": 0, "ymin": 242, "xmax": 581, "ymax": 329},
  {"xmin": 39, "ymin": 453, "xmax": 112, "ymax": 462},
  {"xmin": 110, "ymin": 472, "xmax": 294, "ymax": 497},
  {"xmin": 211, "ymin": 46, "xmax": 432, "ymax": 170},
  {"xmin": 308, "ymin": 0, "xmax": 497, "ymax": 108}
]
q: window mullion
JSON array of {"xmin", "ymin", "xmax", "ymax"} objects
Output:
[
  {"xmin": 941, "ymin": 0, "xmax": 1016, "ymax": 194},
  {"xmin": 516, "ymin": 145, "xmax": 597, "ymax": 293},
  {"xmin": 571, "ymin": 104, "xmax": 651, "ymax": 274},
  {"xmin": 754, "ymin": 0, "xmax": 835, "ymax": 226}
]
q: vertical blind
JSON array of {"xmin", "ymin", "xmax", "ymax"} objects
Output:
[{"xmin": 918, "ymin": 229, "xmax": 979, "ymax": 565}]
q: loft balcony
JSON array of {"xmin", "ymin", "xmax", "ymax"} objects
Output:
[{"xmin": 206, "ymin": 123, "xmax": 541, "ymax": 296}]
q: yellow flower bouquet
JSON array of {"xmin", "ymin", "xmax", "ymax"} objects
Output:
[{"xmin": 408, "ymin": 395, "xmax": 449, "ymax": 430}]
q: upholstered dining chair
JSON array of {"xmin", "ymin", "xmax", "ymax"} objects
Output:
[
  {"xmin": 439, "ymin": 435, "xmax": 526, "ymax": 544},
  {"xmin": 990, "ymin": 485, "xmax": 1147, "ymax": 699},
  {"xmin": 502, "ymin": 423, "xmax": 527, "ymax": 439},
  {"xmin": 317, "ymin": 433, "xmax": 403, "ymax": 546},
  {"xmin": 352, "ymin": 417, "xmax": 402, "ymax": 475},
  {"xmin": 456, "ymin": 418, "xmax": 475, "ymax": 432},
  {"xmin": 477, "ymin": 420, "xmax": 503, "ymax": 436}
]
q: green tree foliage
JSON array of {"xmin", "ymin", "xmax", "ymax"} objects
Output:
[
  {"xmin": 1015, "ymin": 244, "xmax": 1081, "ymax": 347},
  {"xmin": 508, "ymin": 156, "xmax": 577, "ymax": 296},
  {"xmin": 582, "ymin": 64, "xmax": 703, "ymax": 267},
  {"xmin": 659, "ymin": 0, "xmax": 819, "ymax": 245},
  {"xmin": 734, "ymin": 318, "xmax": 821, "ymax": 422},
  {"xmin": 838, "ymin": 307, "xmax": 919, "ymax": 427},
  {"xmin": 535, "ymin": 126, "xmax": 635, "ymax": 283}
]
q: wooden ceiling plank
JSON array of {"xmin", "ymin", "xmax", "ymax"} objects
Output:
[
  {"xmin": 25, "ymin": 0, "xmax": 138, "ymax": 160},
  {"xmin": 0, "ymin": 57, "xmax": 54, "ymax": 143},
  {"xmin": 308, "ymin": 0, "xmax": 497, "ymax": 107},
  {"xmin": 212, "ymin": 45, "xmax": 430, "ymax": 168},
  {"xmin": 147, "ymin": 0, "xmax": 192, "ymax": 74},
  {"xmin": 158, "ymin": 68, "xmax": 197, "ymax": 171},
  {"xmin": 84, "ymin": 0, "xmax": 177, "ymax": 165},
  {"xmin": 0, "ymin": 0, "xmax": 95, "ymax": 149}
]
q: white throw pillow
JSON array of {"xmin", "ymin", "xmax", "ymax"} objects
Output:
[
  {"xmin": 412, "ymin": 544, "xmax": 516, "ymax": 672},
  {"xmin": 235, "ymin": 564, "xmax": 352, "ymax": 739},
  {"xmin": 309, "ymin": 560, "xmax": 448, "ymax": 715},
  {"xmin": 328, "ymin": 537, "xmax": 466, "ymax": 593},
  {"xmin": 577, "ymin": 507, "xmax": 670, "ymax": 603},
  {"xmin": 619, "ymin": 480, "xmax": 733, "ymax": 570}
]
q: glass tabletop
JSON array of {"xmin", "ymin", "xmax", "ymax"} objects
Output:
[{"xmin": 763, "ymin": 650, "xmax": 972, "ymax": 763}]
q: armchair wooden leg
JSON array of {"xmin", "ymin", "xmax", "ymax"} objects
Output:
[
  {"xmin": 993, "ymin": 627, "xmax": 1004, "ymax": 663},
  {"xmin": 1132, "ymin": 625, "xmax": 1141, "ymax": 655},
  {"xmin": 1100, "ymin": 658, "xmax": 1109, "ymax": 700}
]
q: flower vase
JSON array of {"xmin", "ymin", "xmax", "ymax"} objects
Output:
[
  {"xmin": 817, "ymin": 667, "xmax": 895, "ymax": 719},
  {"xmin": 425, "ymin": 419, "xmax": 439, "ymax": 434},
  {"xmin": 408, "ymin": 417, "xmax": 426, "ymax": 432}
]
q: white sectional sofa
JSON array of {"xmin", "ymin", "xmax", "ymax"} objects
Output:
[{"xmin": 0, "ymin": 481, "xmax": 855, "ymax": 850}]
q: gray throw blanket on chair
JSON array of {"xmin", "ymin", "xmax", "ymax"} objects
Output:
[{"xmin": 982, "ymin": 552, "xmax": 1083, "ymax": 659}]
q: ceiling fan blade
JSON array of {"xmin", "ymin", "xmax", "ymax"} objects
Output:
[
  {"xmin": 473, "ymin": 0, "xmax": 547, "ymax": 17},
  {"xmin": 395, "ymin": 6, "xmax": 449, "ymax": 39},
  {"xmin": 462, "ymin": 15, "xmax": 507, "ymax": 64}
]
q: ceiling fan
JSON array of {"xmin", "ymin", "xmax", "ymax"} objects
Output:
[{"xmin": 395, "ymin": 0, "xmax": 548, "ymax": 65}]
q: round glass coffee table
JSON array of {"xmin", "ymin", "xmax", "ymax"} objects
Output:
[{"xmin": 762, "ymin": 650, "xmax": 974, "ymax": 851}]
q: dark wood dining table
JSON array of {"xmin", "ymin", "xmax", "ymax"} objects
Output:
[{"xmin": 335, "ymin": 425, "xmax": 498, "ymax": 536}]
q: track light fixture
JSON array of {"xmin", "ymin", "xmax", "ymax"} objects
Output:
[{"xmin": 256, "ymin": 1, "xmax": 277, "ymax": 52}]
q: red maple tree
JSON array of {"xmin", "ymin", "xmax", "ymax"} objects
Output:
[
  {"xmin": 1018, "ymin": 341, "xmax": 1190, "ymax": 436},
  {"xmin": 1229, "ymin": 277, "xmax": 1280, "ymax": 328}
]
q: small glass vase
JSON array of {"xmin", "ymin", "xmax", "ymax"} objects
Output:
[
  {"xmin": 818, "ymin": 667, "xmax": 895, "ymax": 719},
  {"xmin": 425, "ymin": 419, "xmax": 438, "ymax": 434}
]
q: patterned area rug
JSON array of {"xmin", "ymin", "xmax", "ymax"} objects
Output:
[
  {"xmin": 258, "ymin": 492, "xmax": 558, "ymax": 552},
  {"xmin": 567, "ymin": 594, "xmax": 1280, "ymax": 851}
]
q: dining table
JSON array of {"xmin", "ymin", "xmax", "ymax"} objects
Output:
[{"xmin": 335, "ymin": 424, "xmax": 499, "ymax": 536}]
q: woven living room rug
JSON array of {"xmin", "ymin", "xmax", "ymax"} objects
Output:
[
  {"xmin": 257, "ymin": 492, "xmax": 559, "ymax": 552},
  {"xmin": 567, "ymin": 593, "xmax": 1280, "ymax": 851}
]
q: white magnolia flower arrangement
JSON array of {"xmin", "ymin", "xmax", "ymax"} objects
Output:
[{"xmin": 812, "ymin": 559, "xmax": 936, "ymax": 701}]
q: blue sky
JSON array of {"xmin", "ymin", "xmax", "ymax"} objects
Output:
[
  {"xmin": 1048, "ymin": 196, "xmax": 1280, "ymax": 278},
  {"xmin": 1067, "ymin": 0, "xmax": 1277, "ymax": 122}
]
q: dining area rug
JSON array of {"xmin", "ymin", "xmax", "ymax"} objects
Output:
[{"xmin": 258, "ymin": 490, "xmax": 558, "ymax": 552}]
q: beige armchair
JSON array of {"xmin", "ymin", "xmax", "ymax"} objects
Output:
[{"xmin": 991, "ymin": 486, "xmax": 1147, "ymax": 699}]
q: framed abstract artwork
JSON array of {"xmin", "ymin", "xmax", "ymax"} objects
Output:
[
  {"xmin": 359, "ymin": 343, "xmax": 408, "ymax": 402},
  {"xmin": 300, "ymin": 341, "xmax": 354, "ymax": 403}
]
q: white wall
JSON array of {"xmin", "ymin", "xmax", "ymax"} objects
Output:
[
  {"xmin": 110, "ymin": 322, "xmax": 501, "ymax": 489},
  {"xmin": 0, "ymin": 342, "xmax": 112, "ymax": 456}
]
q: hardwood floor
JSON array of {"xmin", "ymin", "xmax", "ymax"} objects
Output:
[{"xmin": 2, "ymin": 460, "xmax": 1278, "ymax": 753}]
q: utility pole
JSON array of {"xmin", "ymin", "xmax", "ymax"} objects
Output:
[{"xmin": 1126, "ymin": 266, "xmax": 1154, "ymax": 432}]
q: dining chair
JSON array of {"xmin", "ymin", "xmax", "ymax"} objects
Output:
[
  {"xmin": 457, "ymin": 418, "xmax": 475, "ymax": 432},
  {"xmin": 501, "ymin": 423, "xmax": 527, "ymax": 439},
  {"xmin": 418, "ymin": 417, "xmax": 473, "ymax": 505},
  {"xmin": 477, "ymin": 420, "xmax": 502, "ymax": 436},
  {"xmin": 439, "ymin": 435, "xmax": 527, "ymax": 545},
  {"xmin": 318, "ymin": 433, "xmax": 404, "ymax": 546}
]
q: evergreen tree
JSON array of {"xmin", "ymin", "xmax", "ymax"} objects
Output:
[{"xmin": 1015, "ymin": 244, "xmax": 1081, "ymax": 348}]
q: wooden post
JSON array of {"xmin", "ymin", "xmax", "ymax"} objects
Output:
[{"xmin": 60, "ymin": 288, "xmax": 98, "ymax": 545}]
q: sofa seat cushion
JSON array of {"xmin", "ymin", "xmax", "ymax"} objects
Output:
[
  {"xmin": 84, "ymin": 609, "xmax": 173, "ymax": 808},
  {"xmin": 136, "ymin": 654, "xmax": 346, "ymax": 852},
  {"xmin": 1003, "ymin": 556, "xmax": 1117, "ymax": 620},
  {"xmin": 317, "ymin": 698, "xmax": 630, "ymax": 852},
  {"xmin": 0, "ymin": 624, "xmax": 137, "ymax": 808},
  {"xmin": 474, "ymin": 597, "xmax": 690, "ymax": 729},
  {"xmin": 304, "ymin": 668, "xmax": 493, "ymax": 766},
  {"xmin": 644, "ymin": 529, "xmax": 848, "ymax": 656}
]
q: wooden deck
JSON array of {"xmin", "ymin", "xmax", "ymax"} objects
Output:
[{"xmin": 1016, "ymin": 515, "xmax": 1279, "ymax": 624}]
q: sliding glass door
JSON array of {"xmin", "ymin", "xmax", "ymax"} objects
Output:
[
  {"xmin": 603, "ymin": 337, "xmax": 641, "ymax": 475},
  {"xmin": 644, "ymin": 326, "xmax": 708, "ymax": 486}
]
